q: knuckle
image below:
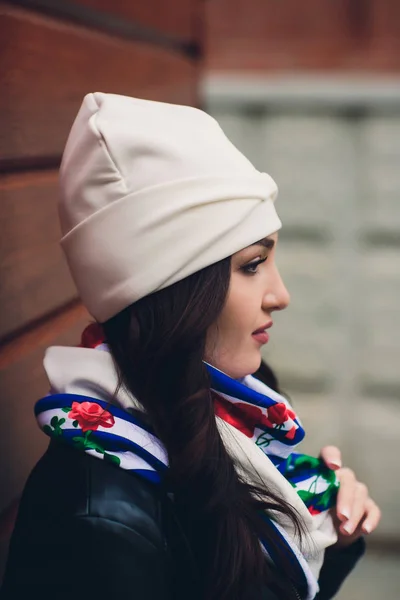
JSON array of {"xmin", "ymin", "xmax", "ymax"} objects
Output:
[
  {"xmin": 357, "ymin": 482, "xmax": 368, "ymax": 495},
  {"xmin": 367, "ymin": 499, "xmax": 381, "ymax": 520},
  {"xmin": 325, "ymin": 444, "xmax": 340, "ymax": 453},
  {"xmin": 340, "ymin": 467, "xmax": 355, "ymax": 479}
]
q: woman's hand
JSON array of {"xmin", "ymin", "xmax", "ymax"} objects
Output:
[{"xmin": 320, "ymin": 445, "xmax": 381, "ymax": 548}]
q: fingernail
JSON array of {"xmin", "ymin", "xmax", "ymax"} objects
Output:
[
  {"xmin": 362, "ymin": 524, "xmax": 372, "ymax": 534},
  {"xmin": 339, "ymin": 509, "xmax": 350, "ymax": 520},
  {"xmin": 328, "ymin": 460, "xmax": 342, "ymax": 470},
  {"xmin": 342, "ymin": 522, "xmax": 354, "ymax": 535}
]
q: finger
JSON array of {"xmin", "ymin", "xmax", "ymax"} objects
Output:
[
  {"xmin": 336, "ymin": 468, "xmax": 356, "ymax": 521},
  {"xmin": 320, "ymin": 445, "xmax": 342, "ymax": 470},
  {"xmin": 362, "ymin": 498, "xmax": 382, "ymax": 534},
  {"xmin": 341, "ymin": 482, "xmax": 368, "ymax": 535}
]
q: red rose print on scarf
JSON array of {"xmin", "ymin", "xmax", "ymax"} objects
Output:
[
  {"xmin": 263, "ymin": 403, "xmax": 296, "ymax": 426},
  {"xmin": 69, "ymin": 401, "xmax": 115, "ymax": 432},
  {"xmin": 214, "ymin": 395, "xmax": 297, "ymax": 439},
  {"xmin": 308, "ymin": 505, "xmax": 322, "ymax": 516},
  {"xmin": 80, "ymin": 323, "xmax": 105, "ymax": 349},
  {"xmin": 262, "ymin": 402, "xmax": 298, "ymax": 440},
  {"xmin": 214, "ymin": 397, "xmax": 264, "ymax": 437}
]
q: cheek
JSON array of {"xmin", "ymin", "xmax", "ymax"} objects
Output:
[
  {"xmin": 223, "ymin": 274, "xmax": 260, "ymax": 327},
  {"xmin": 217, "ymin": 284, "xmax": 253, "ymax": 336},
  {"xmin": 205, "ymin": 276, "xmax": 261, "ymax": 375}
]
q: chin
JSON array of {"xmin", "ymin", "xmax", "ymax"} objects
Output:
[
  {"xmin": 250, "ymin": 355, "xmax": 263, "ymax": 375},
  {"xmin": 248, "ymin": 354, "xmax": 263, "ymax": 377},
  {"xmin": 224, "ymin": 353, "xmax": 262, "ymax": 380}
]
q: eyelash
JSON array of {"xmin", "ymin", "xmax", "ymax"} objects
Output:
[{"xmin": 241, "ymin": 257, "xmax": 268, "ymax": 275}]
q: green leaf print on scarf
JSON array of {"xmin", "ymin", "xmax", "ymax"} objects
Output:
[
  {"xmin": 43, "ymin": 416, "xmax": 66, "ymax": 437},
  {"xmin": 72, "ymin": 431, "xmax": 121, "ymax": 466},
  {"xmin": 72, "ymin": 430, "xmax": 104, "ymax": 451},
  {"xmin": 297, "ymin": 490, "xmax": 315, "ymax": 504},
  {"xmin": 103, "ymin": 453, "xmax": 121, "ymax": 466},
  {"xmin": 285, "ymin": 453, "xmax": 339, "ymax": 513},
  {"xmin": 255, "ymin": 431, "xmax": 274, "ymax": 448},
  {"xmin": 288, "ymin": 454, "xmax": 320, "ymax": 470}
]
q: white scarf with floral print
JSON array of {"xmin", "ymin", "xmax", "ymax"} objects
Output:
[{"xmin": 38, "ymin": 341, "xmax": 338, "ymax": 599}]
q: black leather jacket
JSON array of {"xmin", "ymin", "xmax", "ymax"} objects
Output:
[{"xmin": 1, "ymin": 441, "xmax": 364, "ymax": 599}]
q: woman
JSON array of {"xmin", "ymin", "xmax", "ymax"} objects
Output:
[{"xmin": 1, "ymin": 93, "xmax": 380, "ymax": 600}]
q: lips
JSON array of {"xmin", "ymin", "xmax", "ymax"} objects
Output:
[
  {"xmin": 252, "ymin": 322, "xmax": 273, "ymax": 335},
  {"xmin": 252, "ymin": 331, "xmax": 269, "ymax": 344},
  {"xmin": 252, "ymin": 322, "xmax": 272, "ymax": 345}
]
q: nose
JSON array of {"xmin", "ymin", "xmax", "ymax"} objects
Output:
[{"xmin": 262, "ymin": 266, "xmax": 290, "ymax": 312}]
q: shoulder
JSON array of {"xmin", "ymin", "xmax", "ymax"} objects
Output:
[
  {"xmin": 19, "ymin": 441, "xmax": 166, "ymax": 546},
  {"xmin": 2, "ymin": 442, "xmax": 174, "ymax": 598}
]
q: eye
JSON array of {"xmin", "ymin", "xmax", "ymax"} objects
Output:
[{"xmin": 241, "ymin": 257, "xmax": 268, "ymax": 275}]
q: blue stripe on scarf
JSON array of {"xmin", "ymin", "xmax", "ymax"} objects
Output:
[
  {"xmin": 261, "ymin": 515, "xmax": 309, "ymax": 597},
  {"xmin": 206, "ymin": 364, "xmax": 305, "ymax": 446},
  {"xmin": 207, "ymin": 365, "xmax": 279, "ymax": 409},
  {"xmin": 134, "ymin": 469, "xmax": 161, "ymax": 484},
  {"xmin": 60, "ymin": 429, "xmax": 167, "ymax": 473}
]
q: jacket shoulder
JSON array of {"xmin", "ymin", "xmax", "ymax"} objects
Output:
[
  {"xmin": 34, "ymin": 441, "xmax": 165, "ymax": 541},
  {"xmin": 1, "ymin": 442, "xmax": 172, "ymax": 599}
]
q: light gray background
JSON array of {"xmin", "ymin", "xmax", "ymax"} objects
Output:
[{"xmin": 204, "ymin": 75, "xmax": 400, "ymax": 598}]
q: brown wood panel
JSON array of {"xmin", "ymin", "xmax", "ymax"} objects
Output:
[
  {"xmin": 0, "ymin": 302, "xmax": 90, "ymax": 513},
  {"xmin": 0, "ymin": 171, "xmax": 77, "ymax": 341},
  {"xmin": 0, "ymin": 301, "xmax": 89, "ymax": 581},
  {"xmin": 205, "ymin": 0, "xmax": 400, "ymax": 72},
  {"xmin": 75, "ymin": 0, "xmax": 197, "ymax": 38},
  {"xmin": 0, "ymin": 5, "xmax": 200, "ymax": 163}
]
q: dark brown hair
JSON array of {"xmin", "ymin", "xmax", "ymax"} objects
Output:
[{"xmin": 102, "ymin": 256, "xmax": 303, "ymax": 599}]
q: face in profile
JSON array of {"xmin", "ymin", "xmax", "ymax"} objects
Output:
[{"xmin": 205, "ymin": 233, "xmax": 290, "ymax": 380}]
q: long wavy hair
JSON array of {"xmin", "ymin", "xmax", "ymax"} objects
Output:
[{"xmin": 102, "ymin": 256, "xmax": 303, "ymax": 600}]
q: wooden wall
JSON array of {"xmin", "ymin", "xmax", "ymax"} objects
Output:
[
  {"xmin": 0, "ymin": 0, "xmax": 202, "ymax": 576},
  {"xmin": 206, "ymin": 0, "xmax": 400, "ymax": 72}
]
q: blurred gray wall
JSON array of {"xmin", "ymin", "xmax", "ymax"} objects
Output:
[{"xmin": 203, "ymin": 74, "xmax": 400, "ymax": 542}]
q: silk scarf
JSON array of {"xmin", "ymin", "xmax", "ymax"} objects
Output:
[{"xmin": 35, "ymin": 324, "xmax": 339, "ymax": 599}]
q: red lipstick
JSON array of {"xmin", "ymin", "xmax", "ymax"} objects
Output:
[{"xmin": 252, "ymin": 322, "xmax": 272, "ymax": 345}]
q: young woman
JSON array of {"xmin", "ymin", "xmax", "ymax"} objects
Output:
[{"xmin": 1, "ymin": 93, "xmax": 380, "ymax": 600}]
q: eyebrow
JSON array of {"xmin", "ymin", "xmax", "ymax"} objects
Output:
[{"xmin": 251, "ymin": 238, "xmax": 275, "ymax": 250}]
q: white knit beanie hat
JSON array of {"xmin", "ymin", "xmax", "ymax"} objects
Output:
[{"xmin": 59, "ymin": 92, "xmax": 281, "ymax": 322}]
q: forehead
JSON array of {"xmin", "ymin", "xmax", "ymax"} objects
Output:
[
  {"xmin": 257, "ymin": 234, "xmax": 277, "ymax": 248},
  {"xmin": 232, "ymin": 234, "xmax": 277, "ymax": 260},
  {"xmin": 246, "ymin": 233, "xmax": 278, "ymax": 251}
]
